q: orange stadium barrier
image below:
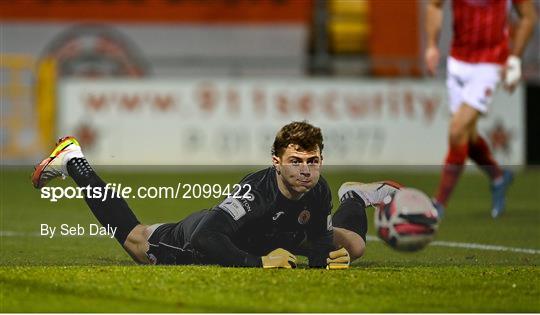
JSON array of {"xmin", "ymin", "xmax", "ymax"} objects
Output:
[
  {"xmin": 0, "ymin": 0, "xmax": 312, "ymax": 23},
  {"xmin": 369, "ymin": 0, "xmax": 422, "ymax": 76}
]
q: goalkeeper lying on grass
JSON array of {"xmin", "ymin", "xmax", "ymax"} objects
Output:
[{"xmin": 32, "ymin": 121, "xmax": 400, "ymax": 269}]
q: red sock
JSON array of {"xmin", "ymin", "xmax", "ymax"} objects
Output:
[
  {"xmin": 435, "ymin": 143, "xmax": 468, "ymax": 206},
  {"xmin": 468, "ymin": 136, "xmax": 502, "ymax": 180}
]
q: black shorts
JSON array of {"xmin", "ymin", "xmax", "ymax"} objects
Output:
[
  {"xmin": 146, "ymin": 210, "xmax": 209, "ymax": 265},
  {"xmin": 332, "ymin": 196, "xmax": 368, "ymax": 242}
]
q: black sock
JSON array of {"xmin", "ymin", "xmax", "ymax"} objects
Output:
[
  {"xmin": 332, "ymin": 191, "xmax": 368, "ymax": 242},
  {"xmin": 67, "ymin": 157, "xmax": 140, "ymax": 245}
]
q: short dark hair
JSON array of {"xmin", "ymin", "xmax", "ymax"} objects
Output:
[{"xmin": 271, "ymin": 121, "xmax": 324, "ymax": 157}]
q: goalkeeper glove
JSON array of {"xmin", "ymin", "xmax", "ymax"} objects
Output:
[
  {"xmin": 326, "ymin": 247, "xmax": 350, "ymax": 270},
  {"xmin": 261, "ymin": 248, "xmax": 297, "ymax": 269},
  {"xmin": 503, "ymin": 55, "xmax": 521, "ymax": 92}
]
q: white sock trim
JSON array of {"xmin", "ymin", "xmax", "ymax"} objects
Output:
[{"xmin": 62, "ymin": 149, "xmax": 84, "ymax": 174}]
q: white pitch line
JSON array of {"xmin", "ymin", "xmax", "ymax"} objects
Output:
[
  {"xmin": 1, "ymin": 231, "xmax": 539, "ymax": 254},
  {"xmin": 430, "ymin": 240, "xmax": 540, "ymax": 255},
  {"xmin": 0, "ymin": 231, "xmax": 37, "ymax": 237},
  {"xmin": 365, "ymin": 235, "xmax": 540, "ymax": 255}
]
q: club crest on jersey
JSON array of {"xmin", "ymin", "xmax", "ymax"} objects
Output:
[{"xmin": 297, "ymin": 210, "xmax": 311, "ymax": 225}]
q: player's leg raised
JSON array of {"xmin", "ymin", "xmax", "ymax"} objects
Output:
[{"xmin": 32, "ymin": 136, "xmax": 152, "ymax": 264}]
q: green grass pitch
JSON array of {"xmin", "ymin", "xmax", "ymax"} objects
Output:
[{"xmin": 1, "ymin": 167, "xmax": 539, "ymax": 312}]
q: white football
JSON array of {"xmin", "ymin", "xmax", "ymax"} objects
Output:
[{"xmin": 374, "ymin": 187, "xmax": 439, "ymax": 252}]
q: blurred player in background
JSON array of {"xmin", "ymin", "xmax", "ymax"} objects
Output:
[
  {"xmin": 425, "ymin": 0, "xmax": 537, "ymax": 218},
  {"xmin": 33, "ymin": 121, "xmax": 384, "ymax": 268}
]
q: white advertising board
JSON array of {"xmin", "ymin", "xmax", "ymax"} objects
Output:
[{"xmin": 58, "ymin": 79, "xmax": 523, "ymax": 165}]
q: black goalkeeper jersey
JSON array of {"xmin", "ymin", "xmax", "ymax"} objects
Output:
[
  {"xmin": 149, "ymin": 167, "xmax": 334, "ymax": 267},
  {"xmin": 218, "ymin": 167, "xmax": 334, "ymax": 262}
]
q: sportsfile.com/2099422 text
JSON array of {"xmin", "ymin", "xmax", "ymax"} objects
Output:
[{"xmin": 40, "ymin": 183, "xmax": 252, "ymax": 202}]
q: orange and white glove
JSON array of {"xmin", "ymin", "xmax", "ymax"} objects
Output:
[
  {"xmin": 261, "ymin": 248, "xmax": 297, "ymax": 269},
  {"xmin": 326, "ymin": 247, "xmax": 350, "ymax": 270}
]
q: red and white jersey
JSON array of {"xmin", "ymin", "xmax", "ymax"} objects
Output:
[{"xmin": 451, "ymin": 0, "xmax": 523, "ymax": 64}]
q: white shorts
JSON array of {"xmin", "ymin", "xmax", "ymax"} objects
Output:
[{"xmin": 446, "ymin": 56, "xmax": 502, "ymax": 114}]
